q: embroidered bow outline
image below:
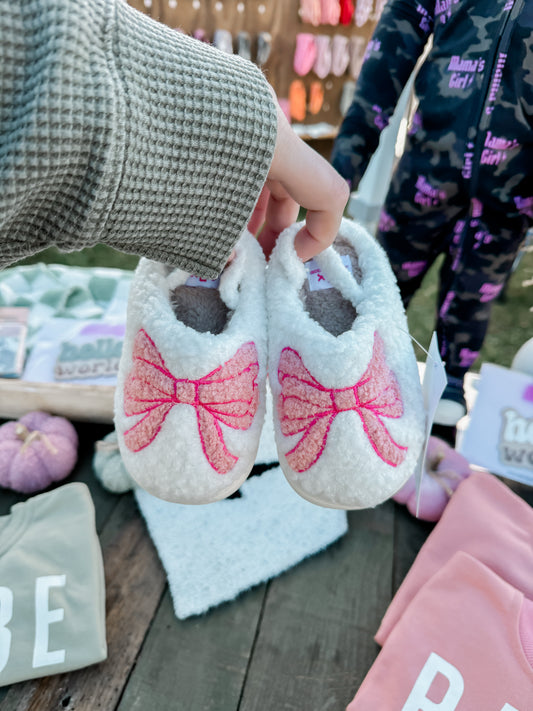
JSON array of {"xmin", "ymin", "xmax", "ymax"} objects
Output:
[
  {"xmin": 123, "ymin": 329, "xmax": 259, "ymax": 474},
  {"xmin": 277, "ymin": 332, "xmax": 407, "ymax": 472}
]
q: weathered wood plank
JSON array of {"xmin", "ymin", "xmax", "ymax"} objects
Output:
[
  {"xmin": 0, "ymin": 493, "xmax": 166, "ymax": 711},
  {"xmin": 392, "ymin": 502, "xmax": 434, "ymax": 593},
  {"xmin": 239, "ymin": 501, "xmax": 395, "ymax": 711},
  {"xmin": 69, "ymin": 422, "xmax": 119, "ymax": 531},
  {"xmin": 117, "ymin": 585, "xmax": 268, "ymax": 711},
  {"xmin": 0, "ymin": 488, "xmax": 24, "ymax": 517}
]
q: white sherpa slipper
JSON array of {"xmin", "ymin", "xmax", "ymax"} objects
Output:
[
  {"xmin": 266, "ymin": 217, "xmax": 426, "ymax": 510},
  {"xmin": 114, "ymin": 231, "xmax": 267, "ymax": 505}
]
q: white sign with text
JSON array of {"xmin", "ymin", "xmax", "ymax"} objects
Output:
[{"xmin": 459, "ymin": 363, "xmax": 533, "ymax": 485}]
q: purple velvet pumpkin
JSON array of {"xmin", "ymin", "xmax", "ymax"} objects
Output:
[
  {"xmin": 393, "ymin": 436, "xmax": 472, "ymax": 522},
  {"xmin": 0, "ymin": 411, "xmax": 78, "ymax": 494}
]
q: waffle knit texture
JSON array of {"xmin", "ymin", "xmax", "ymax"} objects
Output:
[{"xmin": 1, "ymin": 0, "xmax": 277, "ymax": 278}]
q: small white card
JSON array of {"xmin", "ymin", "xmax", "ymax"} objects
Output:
[
  {"xmin": 414, "ymin": 332, "xmax": 448, "ymax": 516},
  {"xmin": 305, "ymin": 255, "xmax": 352, "ymax": 291},
  {"xmin": 459, "ymin": 363, "xmax": 533, "ymax": 485},
  {"xmin": 23, "ymin": 319, "xmax": 125, "ymax": 385}
]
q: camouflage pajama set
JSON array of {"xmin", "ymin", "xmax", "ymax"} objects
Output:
[{"xmin": 331, "ymin": 0, "xmax": 532, "ymax": 381}]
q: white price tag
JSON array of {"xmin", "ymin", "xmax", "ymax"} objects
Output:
[
  {"xmin": 185, "ymin": 276, "xmax": 220, "ymax": 289},
  {"xmin": 460, "ymin": 363, "xmax": 533, "ymax": 485},
  {"xmin": 305, "ymin": 255, "xmax": 352, "ymax": 291},
  {"xmin": 414, "ymin": 332, "xmax": 448, "ymax": 516}
]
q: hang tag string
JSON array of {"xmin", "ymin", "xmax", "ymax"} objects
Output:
[{"xmin": 395, "ymin": 325, "xmax": 439, "ymax": 365}]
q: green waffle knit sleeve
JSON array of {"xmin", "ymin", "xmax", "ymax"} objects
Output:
[{"xmin": 1, "ymin": 0, "xmax": 277, "ymax": 277}]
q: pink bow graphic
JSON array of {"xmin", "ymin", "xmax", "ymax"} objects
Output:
[
  {"xmin": 277, "ymin": 332, "xmax": 407, "ymax": 472},
  {"xmin": 123, "ymin": 329, "xmax": 259, "ymax": 474}
]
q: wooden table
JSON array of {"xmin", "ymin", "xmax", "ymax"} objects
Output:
[{"xmin": 0, "ymin": 422, "xmax": 531, "ymax": 711}]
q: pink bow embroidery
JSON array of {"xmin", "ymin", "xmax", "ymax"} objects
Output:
[
  {"xmin": 277, "ymin": 332, "xmax": 407, "ymax": 472},
  {"xmin": 123, "ymin": 329, "xmax": 259, "ymax": 474}
]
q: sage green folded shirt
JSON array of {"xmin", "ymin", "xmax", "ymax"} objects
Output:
[
  {"xmin": 0, "ymin": 483, "xmax": 106, "ymax": 686},
  {"xmin": 0, "ymin": 0, "xmax": 277, "ymax": 278}
]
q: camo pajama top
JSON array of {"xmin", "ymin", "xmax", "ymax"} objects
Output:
[{"xmin": 332, "ymin": 0, "xmax": 532, "ymax": 379}]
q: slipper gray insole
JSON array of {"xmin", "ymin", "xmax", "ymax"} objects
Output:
[
  {"xmin": 170, "ymin": 286, "xmax": 230, "ymax": 335},
  {"xmin": 300, "ymin": 239, "xmax": 360, "ymax": 337}
]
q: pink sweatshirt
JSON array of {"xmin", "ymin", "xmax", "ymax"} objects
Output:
[
  {"xmin": 377, "ymin": 471, "xmax": 533, "ymax": 646},
  {"xmin": 347, "ymin": 552, "xmax": 533, "ymax": 710}
]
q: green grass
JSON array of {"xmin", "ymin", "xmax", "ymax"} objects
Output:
[
  {"xmin": 15, "ymin": 241, "xmax": 533, "ymax": 371},
  {"xmin": 15, "ymin": 244, "xmax": 139, "ymax": 271},
  {"xmin": 407, "ymin": 250, "xmax": 533, "ymax": 371}
]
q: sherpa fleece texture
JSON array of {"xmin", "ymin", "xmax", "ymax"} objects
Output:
[
  {"xmin": 266, "ymin": 217, "xmax": 426, "ymax": 510},
  {"xmin": 114, "ymin": 231, "xmax": 267, "ymax": 504},
  {"xmin": 254, "ymin": 383, "xmax": 279, "ymax": 465},
  {"xmin": 96, "ymin": 388, "xmax": 279, "ymax": 496},
  {"xmin": 134, "ymin": 465, "xmax": 348, "ymax": 619},
  {"xmin": 1, "ymin": 0, "xmax": 276, "ymax": 277}
]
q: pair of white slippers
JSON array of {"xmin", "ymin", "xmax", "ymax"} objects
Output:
[{"xmin": 114, "ymin": 218, "xmax": 426, "ymax": 510}]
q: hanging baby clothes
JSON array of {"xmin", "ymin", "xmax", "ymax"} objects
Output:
[
  {"xmin": 294, "ymin": 33, "xmax": 317, "ymax": 76},
  {"xmin": 321, "ymin": 0, "xmax": 341, "ymax": 25},
  {"xmin": 348, "ymin": 35, "xmax": 366, "ymax": 79},
  {"xmin": 300, "ymin": 0, "xmax": 322, "ymax": 26},
  {"xmin": 0, "ymin": 483, "xmax": 106, "ymax": 686},
  {"xmin": 308, "ymin": 80, "xmax": 325, "ymax": 114},
  {"xmin": 289, "ymin": 79, "xmax": 307, "ymax": 121},
  {"xmin": 340, "ymin": 0, "xmax": 355, "ymax": 24},
  {"xmin": 354, "ymin": 0, "xmax": 373, "ymax": 26},
  {"xmin": 331, "ymin": 35, "xmax": 350, "ymax": 76},
  {"xmin": 313, "ymin": 35, "xmax": 333, "ymax": 78}
]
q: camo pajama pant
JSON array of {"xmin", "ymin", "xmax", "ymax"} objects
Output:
[{"xmin": 376, "ymin": 154, "xmax": 529, "ymax": 380}]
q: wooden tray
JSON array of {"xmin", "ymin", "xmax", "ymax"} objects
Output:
[{"xmin": 0, "ymin": 379, "xmax": 115, "ymax": 423}]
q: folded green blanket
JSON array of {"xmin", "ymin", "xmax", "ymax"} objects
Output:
[{"xmin": 0, "ymin": 264, "xmax": 132, "ymax": 350}]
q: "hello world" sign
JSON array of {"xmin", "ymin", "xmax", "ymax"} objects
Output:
[{"xmin": 460, "ymin": 364, "xmax": 533, "ymax": 486}]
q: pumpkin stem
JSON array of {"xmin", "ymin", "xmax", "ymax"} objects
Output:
[
  {"xmin": 15, "ymin": 424, "xmax": 59, "ymax": 455},
  {"xmin": 14, "ymin": 423, "xmax": 28, "ymax": 439},
  {"xmin": 427, "ymin": 469, "xmax": 459, "ymax": 498}
]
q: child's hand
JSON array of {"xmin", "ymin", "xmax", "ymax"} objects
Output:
[{"xmin": 249, "ymin": 94, "xmax": 349, "ymax": 261}]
